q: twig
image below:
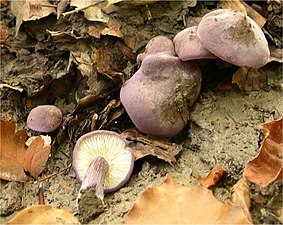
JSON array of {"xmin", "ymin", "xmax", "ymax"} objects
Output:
[{"xmin": 34, "ymin": 163, "xmax": 72, "ymax": 184}]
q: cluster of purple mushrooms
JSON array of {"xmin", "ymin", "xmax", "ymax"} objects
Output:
[{"xmin": 26, "ymin": 9, "xmax": 270, "ymax": 199}]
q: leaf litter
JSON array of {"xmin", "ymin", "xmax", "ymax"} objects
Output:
[{"xmin": 0, "ymin": 0, "xmax": 282, "ymax": 224}]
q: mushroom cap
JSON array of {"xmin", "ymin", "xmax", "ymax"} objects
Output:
[
  {"xmin": 120, "ymin": 53, "xmax": 202, "ymax": 137},
  {"xmin": 72, "ymin": 130, "xmax": 134, "ymax": 193},
  {"xmin": 137, "ymin": 35, "xmax": 175, "ymax": 64},
  {"xmin": 197, "ymin": 9, "xmax": 270, "ymax": 68},
  {"xmin": 173, "ymin": 26, "xmax": 216, "ymax": 61},
  {"xmin": 27, "ymin": 105, "xmax": 62, "ymax": 133}
]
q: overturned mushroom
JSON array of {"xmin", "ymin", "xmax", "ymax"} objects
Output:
[
  {"xmin": 137, "ymin": 35, "xmax": 175, "ymax": 64},
  {"xmin": 197, "ymin": 9, "xmax": 270, "ymax": 68},
  {"xmin": 173, "ymin": 26, "xmax": 216, "ymax": 61},
  {"xmin": 27, "ymin": 105, "xmax": 62, "ymax": 133},
  {"xmin": 72, "ymin": 130, "xmax": 134, "ymax": 200},
  {"xmin": 120, "ymin": 53, "xmax": 202, "ymax": 137}
]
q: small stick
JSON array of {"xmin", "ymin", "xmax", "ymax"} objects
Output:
[
  {"xmin": 38, "ymin": 182, "xmax": 45, "ymax": 205},
  {"xmin": 34, "ymin": 163, "xmax": 72, "ymax": 184}
]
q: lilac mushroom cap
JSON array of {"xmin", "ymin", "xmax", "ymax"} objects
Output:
[
  {"xmin": 120, "ymin": 53, "xmax": 202, "ymax": 137},
  {"xmin": 197, "ymin": 9, "xmax": 270, "ymax": 68},
  {"xmin": 137, "ymin": 35, "xmax": 175, "ymax": 64},
  {"xmin": 72, "ymin": 130, "xmax": 134, "ymax": 200},
  {"xmin": 173, "ymin": 26, "xmax": 216, "ymax": 61},
  {"xmin": 27, "ymin": 105, "xmax": 62, "ymax": 133}
]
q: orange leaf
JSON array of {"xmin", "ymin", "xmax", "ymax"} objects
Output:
[
  {"xmin": 0, "ymin": 121, "xmax": 51, "ymax": 182},
  {"xmin": 7, "ymin": 205, "xmax": 80, "ymax": 224},
  {"xmin": 23, "ymin": 136, "xmax": 51, "ymax": 179},
  {"xmin": 124, "ymin": 174, "xmax": 251, "ymax": 224},
  {"xmin": 198, "ymin": 166, "xmax": 227, "ymax": 188},
  {"xmin": 243, "ymin": 117, "xmax": 283, "ymax": 187}
]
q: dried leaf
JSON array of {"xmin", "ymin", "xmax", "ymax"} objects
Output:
[
  {"xmin": 0, "ymin": 22, "xmax": 8, "ymax": 44},
  {"xmin": 124, "ymin": 174, "xmax": 252, "ymax": 224},
  {"xmin": 7, "ymin": 205, "xmax": 80, "ymax": 224},
  {"xmin": 70, "ymin": 0, "xmax": 109, "ymax": 22},
  {"xmin": 57, "ymin": 0, "xmax": 69, "ymax": 20},
  {"xmin": 0, "ymin": 122, "xmax": 51, "ymax": 182},
  {"xmin": 232, "ymin": 67, "xmax": 269, "ymax": 92},
  {"xmin": 198, "ymin": 166, "xmax": 227, "ymax": 188},
  {"xmin": 0, "ymin": 0, "xmax": 8, "ymax": 6},
  {"xmin": 23, "ymin": 137, "xmax": 51, "ymax": 179},
  {"xmin": 243, "ymin": 117, "xmax": 283, "ymax": 187},
  {"xmin": 231, "ymin": 178, "xmax": 252, "ymax": 223},
  {"xmin": 10, "ymin": 0, "xmax": 55, "ymax": 36},
  {"xmin": 122, "ymin": 129, "xmax": 182, "ymax": 164},
  {"xmin": 242, "ymin": 1, "xmax": 266, "ymax": 28}
]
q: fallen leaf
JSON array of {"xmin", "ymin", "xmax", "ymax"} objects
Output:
[
  {"xmin": 23, "ymin": 137, "xmax": 51, "ymax": 179},
  {"xmin": 57, "ymin": 0, "xmax": 69, "ymax": 20},
  {"xmin": 7, "ymin": 205, "xmax": 80, "ymax": 224},
  {"xmin": 70, "ymin": 0, "xmax": 109, "ymax": 22},
  {"xmin": 232, "ymin": 67, "xmax": 269, "ymax": 92},
  {"xmin": 0, "ymin": 121, "xmax": 51, "ymax": 182},
  {"xmin": 198, "ymin": 166, "xmax": 227, "ymax": 188},
  {"xmin": 124, "ymin": 174, "xmax": 252, "ymax": 224},
  {"xmin": 231, "ymin": 178, "xmax": 252, "ymax": 223},
  {"xmin": 10, "ymin": 0, "xmax": 55, "ymax": 36},
  {"xmin": 243, "ymin": 117, "xmax": 283, "ymax": 187},
  {"xmin": 0, "ymin": 22, "xmax": 8, "ymax": 44},
  {"xmin": 268, "ymin": 46, "xmax": 283, "ymax": 63},
  {"xmin": 0, "ymin": 0, "xmax": 8, "ymax": 6},
  {"xmin": 121, "ymin": 129, "xmax": 182, "ymax": 164}
]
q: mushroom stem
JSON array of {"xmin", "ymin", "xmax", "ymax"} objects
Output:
[{"xmin": 80, "ymin": 156, "xmax": 110, "ymax": 200}]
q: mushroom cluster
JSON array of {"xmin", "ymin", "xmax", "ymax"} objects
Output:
[
  {"xmin": 121, "ymin": 37, "xmax": 202, "ymax": 137},
  {"xmin": 120, "ymin": 8, "xmax": 270, "ymax": 137},
  {"xmin": 72, "ymin": 130, "xmax": 134, "ymax": 200}
]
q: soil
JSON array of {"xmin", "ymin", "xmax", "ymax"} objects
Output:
[{"xmin": 0, "ymin": 1, "xmax": 282, "ymax": 224}]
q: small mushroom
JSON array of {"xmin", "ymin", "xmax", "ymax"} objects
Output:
[
  {"xmin": 72, "ymin": 130, "xmax": 134, "ymax": 200},
  {"xmin": 173, "ymin": 26, "xmax": 216, "ymax": 61},
  {"xmin": 137, "ymin": 35, "xmax": 175, "ymax": 64},
  {"xmin": 197, "ymin": 9, "xmax": 270, "ymax": 68},
  {"xmin": 27, "ymin": 105, "xmax": 62, "ymax": 133},
  {"xmin": 120, "ymin": 53, "xmax": 202, "ymax": 137}
]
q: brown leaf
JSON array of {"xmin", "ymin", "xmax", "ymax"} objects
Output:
[
  {"xmin": 198, "ymin": 166, "xmax": 227, "ymax": 188},
  {"xmin": 231, "ymin": 178, "xmax": 252, "ymax": 223},
  {"xmin": 7, "ymin": 205, "xmax": 80, "ymax": 224},
  {"xmin": 243, "ymin": 117, "xmax": 283, "ymax": 187},
  {"xmin": 23, "ymin": 136, "xmax": 51, "ymax": 179},
  {"xmin": 11, "ymin": 0, "xmax": 55, "ymax": 36},
  {"xmin": 0, "ymin": 121, "xmax": 51, "ymax": 182},
  {"xmin": 232, "ymin": 67, "xmax": 269, "ymax": 92},
  {"xmin": 121, "ymin": 129, "xmax": 182, "ymax": 164},
  {"xmin": 0, "ymin": 22, "xmax": 8, "ymax": 44},
  {"xmin": 124, "ymin": 174, "xmax": 252, "ymax": 224},
  {"xmin": 0, "ymin": 0, "xmax": 8, "ymax": 6}
]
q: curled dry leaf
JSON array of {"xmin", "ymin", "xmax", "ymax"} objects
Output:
[
  {"xmin": 124, "ymin": 174, "xmax": 251, "ymax": 224},
  {"xmin": 231, "ymin": 178, "xmax": 252, "ymax": 223},
  {"xmin": 7, "ymin": 205, "xmax": 80, "ymax": 224},
  {"xmin": 10, "ymin": 0, "xmax": 55, "ymax": 36},
  {"xmin": 0, "ymin": 121, "xmax": 51, "ymax": 182},
  {"xmin": 198, "ymin": 165, "xmax": 227, "ymax": 188},
  {"xmin": 232, "ymin": 67, "xmax": 269, "ymax": 92},
  {"xmin": 243, "ymin": 117, "xmax": 283, "ymax": 187},
  {"xmin": 121, "ymin": 129, "xmax": 182, "ymax": 164}
]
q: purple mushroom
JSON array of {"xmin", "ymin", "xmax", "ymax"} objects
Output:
[
  {"xmin": 197, "ymin": 9, "xmax": 270, "ymax": 68},
  {"xmin": 72, "ymin": 130, "xmax": 134, "ymax": 200},
  {"xmin": 27, "ymin": 105, "xmax": 62, "ymax": 133},
  {"xmin": 137, "ymin": 35, "xmax": 175, "ymax": 65},
  {"xmin": 173, "ymin": 26, "xmax": 216, "ymax": 61},
  {"xmin": 120, "ymin": 53, "xmax": 202, "ymax": 137}
]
